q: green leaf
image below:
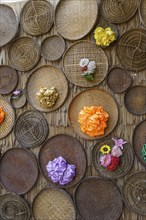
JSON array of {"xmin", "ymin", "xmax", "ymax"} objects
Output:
[{"xmin": 85, "ymin": 75, "xmax": 94, "ymax": 81}]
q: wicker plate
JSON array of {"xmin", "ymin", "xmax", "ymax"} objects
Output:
[
  {"xmin": 26, "ymin": 65, "xmax": 68, "ymax": 112},
  {"xmin": 92, "ymin": 138, "xmax": 134, "ymax": 179},
  {"xmin": 107, "ymin": 66, "xmax": 132, "ymax": 93},
  {"xmin": 14, "ymin": 110, "xmax": 49, "ymax": 148},
  {"xmin": 0, "ymin": 148, "xmax": 38, "ymax": 195},
  {"xmin": 117, "ymin": 29, "xmax": 146, "ymax": 72},
  {"xmin": 63, "ymin": 41, "xmax": 108, "ymax": 88},
  {"xmin": 0, "ymin": 95, "xmax": 15, "ymax": 139},
  {"xmin": 39, "ymin": 134, "xmax": 86, "ymax": 188},
  {"xmin": 32, "ymin": 187, "xmax": 76, "ymax": 220},
  {"xmin": 122, "ymin": 171, "xmax": 146, "ymax": 215},
  {"xmin": 139, "ymin": 0, "xmax": 146, "ymax": 27},
  {"xmin": 68, "ymin": 89, "xmax": 118, "ymax": 140},
  {"xmin": 8, "ymin": 37, "xmax": 40, "ymax": 72},
  {"xmin": 10, "ymin": 93, "xmax": 27, "ymax": 109},
  {"xmin": 74, "ymin": 177, "xmax": 123, "ymax": 220},
  {"xmin": 0, "ymin": 4, "xmax": 18, "ymax": 47},
  {"xmin": 133, "ymin": 120, "xmax": 146, "ymax": 167},
  {"xmin": 0, "ymin": 193, "xmax": 30, "ymax": 220},
  {"xmin": 100, "ymin": 0, "xmax": 138, "ymax": 24},
  {"xmin": 20, "ymin": 0, "xmax": 54, "ymax": 36},
  {"xmin": 41, "ymin": 35, "xmax": 65, "ymax": 61},
  {"xmin": 55, "ymin": 0, "xmax": 98, "ymax": 40},
  {"xmin": 124, "ymin": 86, "xmax": 146, "ymax": 115}
]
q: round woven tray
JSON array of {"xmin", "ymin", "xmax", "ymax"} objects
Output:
[
  {"xmin": 107, "ymin": 66, "xmax": 132, "ymax": 93},
  {"xmin": 74, "ymin": 177, "xmax": 123, "ymax": 220},
  {"xmin": 41, "ymin": 35, "xmax": 65, "ymax": 61},
  {"xmin": 55, "ymin": 0, "xmax": 98, "ymax": 40},
  {"xmin": 116, "ymin": 29, "xmax": 146, "ymax": 72},
  {"xmin": 0, "ymin": 4, "xmax": 18, "ymax": 47},
  {"xmin": 92, "ymin": 138, "xmax": 134, "ymax": 179},
  {"xmin": 63, "ymin": 41, "xmax": 108, "ymax": 88},
  {"xmin": 133, "ymin": 120, "xmax": 146, "ymax": 167},
  {"xmin": 100, "ymin": 0, "xmax": 138, "ymax": 24},
  {"xmin": 139, "ymin": 0, "xmax": 146, "ymax": 27},
  {"xmin": 0, "ymin": 95, "xmax": 15, "ymax": 139},
  {"xmin": 20, "ymin": 0, "xmax": 54, "ymax": 36},
  {"xmin": 0, "ymin": 148, "xmax": 38, "ymax": 195},
  {"xmin": 68, "ymin": 88, "xmax": 118, "ymax": 140},
  {"xmin": 32, "ymin": 187, "xmax": 76, "ymax": 220},
  {"xmin": 122, "ymin": 171, "xmax": 146, "ymax": 215},
  {"xmin": 0, "ymin": 65, "xmax": 18, "ymax": 95},
  {"xmin": 14, "ymin": 110, "xmax": 49, "ymax": 148},
  {"xmin": 8, "ymin": 37, "xmax": 40, "ymax": 72},
  {"xmin": 26, "ymin": 65, "xmax": 68, "ymax": 112},
  {"xmin": 39, "ymin": 134, "xmax": 86, "ymax": 188},
  {"xmin": 124, "ymin": 86, "xmax": 146, "ymax": 115},
  {"xmin": 0, "ymin": 193, "xmax": 30, "ymax": 220},
  {"xmin": 10, "ymin": 93, "xmax": 27, "ymax": 109}
]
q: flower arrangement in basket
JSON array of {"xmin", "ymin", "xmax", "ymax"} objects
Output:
[{"xmin": 79, "ymin": 58, "xmax": 96, "ymax": 81}]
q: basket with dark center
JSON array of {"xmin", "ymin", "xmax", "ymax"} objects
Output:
[{"xmin": 139, "ymin": 0, "xmax": 146, "ymax": 27}]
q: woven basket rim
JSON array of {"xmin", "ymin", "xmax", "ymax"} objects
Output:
[{"xmin": 139, "ymin": 0, "xmax": 146, "ymax": 27}]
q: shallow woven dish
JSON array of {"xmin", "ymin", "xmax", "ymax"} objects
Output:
[
  {"xmin": 100, "ymin": 0, "xmax": 138, "ymax": 24},
  {"xmin": 41, "ymin": 35, "xmax": 65, "ymax": 61},
  {"xmin": 63, "ymin": 41, "xmax": 108, "ymax": 88},
  {"xmin": 122, "ymin": 171, "xmax": 146, "ymax": 215},
  {"xmin": 0, "ymin": 4, "xmax": 18, "ymax": 47},
  {"xmin": 0, "ymin": 95, "xmax": 15, "ymax": 139},
  {"xmin": 26, "ymin": 65, "xmax": 68, "ymax": 112},
  {"xmin": 92, "ymin": 138, "xmax": 134, "ymax": 179},
  {"xmin": 0, "ymin": 148, "xmax": 38, "ymax": 194},
  {"xmin": 8, "ymin": 37, "xmax": 40, "ymax": 72},
  {"xmin": 20, "ymin": 0, "xmax": 54, "ymax": 36},
  {"xmin": 117, "ymin": 29, "xmax": 146, "ymax": 72},
  {"xmin": 124, "ymin": 86, "xmax": 146, "ymax": 115},
  {"xmin": 68, "ymin": 89, "xmax": 118, "ymax": 140},
  {"xmin": 32, "ymin": 187, "xmax": 76, "ymax": 220},
  {"xmin": 0, "ymin": 193, "xmax": 30, "ymax": 220},
  {"xmin": 55, "ymin": 0, "xmax": 98, "ymax": 40},
  {"xmin": 10, "ymin": 93, "xmax": 27, "ymax": 109},
  {"xmin": 39, "ymin": 134, "xmax": 86, "ymax": 188},
  {"xmin": 139, "ymin": 0, "xmax": 146, "ymax": 27},
  {"xmin": 133, "ymin": 120, "xmax": 146, "ymax": 167},
  {"xmin": 107, "ymin": 66, "xmax": 132, "ymax": 93},
  {"xmin": 74, "ymin": 177, "xmax": 123, "ymax": 220},
  {"xmin": 0, "ymin": 65, "xmax": 18, "ymax": 94}
]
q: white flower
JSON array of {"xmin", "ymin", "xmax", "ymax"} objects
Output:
[
  {"xmin": 87, "ymin": 61, "xmax": 96, "ymax": 74},
  {"xmin": 79, "ymin": 58, "xmax": 89, "ymax": 67}
]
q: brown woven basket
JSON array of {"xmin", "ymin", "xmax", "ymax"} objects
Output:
[
  {"xmin": 55, "ymin": 0, "xmax": 98, "ymax": 40},
  {"xmin": 32, "ymin": 187, "xmax": 76, "ymax": 220},
  {"xmin": 14, "ymin": 110, "xmax": 49, "ymax": 148},
  {"xmin": 10, "ymin": 92, "xmax": 27, "ymax": 109},
  {"xmin": 26, "ymin": 65, "xmax": 68, "ymax": 112},
  {"xmin": 117, "ymin": 29, "xmax": 146, "ymax": 72},
  {"xmin": 0, "ymin": 4, "xmax": 18, "ymax": 47},
  {"xmin": 20, "ymin": 0, "xmax": 54, "ymax": 36},
  {"xmin": 92, "ymin": 137, "xmax": 134, "ymax": 179},
  {"xmin": 63, "ymin": 40, "xmax": 108, "ymax": 88},
  {"xmin": 74, "ymin": 177, "xmax": 123, "ymax": 220},
  {"xmin": 124, "ymin": 86, "xmax": 146, "ymax": 115},
  {"xmin": 139, "ymin": 0, "xmax": 146, "ymax": 27},
  {"xmin": 0, "ymin": 147, "xmax": 38, "ymax": 195},
  {"xmin": 122, "ymin": 171, "xmax": 146, "ymax": 216},
  {"xmin": 100, "ymin": 0, "xmax": 138, "ymax": 24},
  {"xmin": 8, "ymin": 37, "xmax": 40, "ymax": 72},
  {"xmin": 0, "ymin": 193, "xmax": 30, "ymax": 220},
  {"xmin": 39, "ymin": 134, "xmax": 86, "ymax": 188},
  {"xmin": 68, "ymin": 88, "xmax": 119, "ymax": 140}
]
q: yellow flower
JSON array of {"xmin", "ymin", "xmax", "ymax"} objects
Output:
[
  {"xmin": 100, "ymin": 145, "xmax": 111, "ymax": 154},
  {"xmin": 94, "ymin": 27, "xmax": 116, "ymax": 46}
]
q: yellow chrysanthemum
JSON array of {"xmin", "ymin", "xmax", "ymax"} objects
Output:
[
  {"xmin": 94, "ymin": 27, "xmax": 116, "ymax": 47},
  {"xmin": 100, "ymin": 145, "xmax": 111, "ymax": 154}
]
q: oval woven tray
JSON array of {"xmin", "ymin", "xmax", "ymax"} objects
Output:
[
  {"xmin": 14, "ymin": 110, "xmax": 49, "ymax": 148},
  {"xmin": 74, "ymin": 177, "xmax": 123, "ymax": 220},
  {"xmin": 55, "ymin": 0, "xmax": 98, "ymax": 40},
  {"xmin": 63, "ymin": 41, "xmax": 108, "ymax": 88},
  {"xmin": 0, "ymin": 4, "xmax": 18, "ymax": 47},
  {"xmin": 20, "ymin": 0, "xmax": 54, "ymax": 36},
  {"xmin": 39, "ymin": 134, "xmax": 86, "ymax": 188},
  {"xmin": 0, "ymin": 148, "xmax": 38, "ymax": 195},
  {"xmin": 8, "ymin": 37, "xmax": 40, "ymax": 72},
  {"xmin": 139, "ymin": 0, "xmax": 146, "ymax": 27},
  {"xmin": 116, "ymin": 29, "xmax": 146, "ymax": 72},
  {"xmin": 68, "ymin": 88, "xmax": 118, "ymax": 140},
  {"xmin": 0, "ymin": 193, "xmax": 30, "ymax": 220},
  {"xmin": 26, "ymin": 65, "xmax": 68, "ymax": 112},
  {"xmin": 32, "ymin": 187, "xmax": 76, "ymax": 220}
]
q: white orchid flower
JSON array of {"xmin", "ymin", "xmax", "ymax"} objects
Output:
[{"xmin": 79, "ymin": 58, "xmax": 89, "ymax": 67}]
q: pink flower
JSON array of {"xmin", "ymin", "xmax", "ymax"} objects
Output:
[
  {"xmin": 100, "ymin": 154, "xmax": 111, "ymax": 167},
  {"xmin": 112, "ymin": 138, "xmax": 127, "ymax": 150},
  {"xmin": 111, "ymin": 146, "xmax": 123, "ymax": 157}
]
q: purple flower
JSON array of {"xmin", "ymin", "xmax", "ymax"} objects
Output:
[
  {"xmin": 111, "ymin": 145, "xmax": 123, "ymax": 157},
  {"xmin": 13, "ymin": 89, "xmax": 22, "ymax": 96},
  {"xmin": 112, "ymin": 138, "xmax": 127, "ymax": 150},
  {"xmin": 59, "ymin": 164, "xmax": 76, "ymax": 185},
  {"xmin": 99, "ymin": 154, "xmax": 111, "ymax": 167}
]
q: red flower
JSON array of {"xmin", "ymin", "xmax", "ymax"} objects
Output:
[
  {"xmin": 107, "ymin": 156, "xmax": 120, "ymax": 171},
  {"xmin": 81, "ymin": 66, "xmax": 88, "ymax": 72}
]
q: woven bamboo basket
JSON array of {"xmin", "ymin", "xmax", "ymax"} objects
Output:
[
  {"xmin": 139, "ymin": 0, "xmax": 146, "ymax": 27},
  {"xmin": 10, "ymin": 92, "xmax": 27, "ymax": 109}
]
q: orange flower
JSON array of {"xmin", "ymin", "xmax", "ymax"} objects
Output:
[
  {"xmin": 78, "ymin": 106, "xmax": 109, "ymax": 137},
  {"xmin": 0, "ymin": 107, "xmax": 6, "ymax": 124}
]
